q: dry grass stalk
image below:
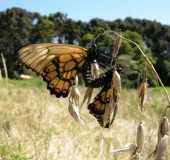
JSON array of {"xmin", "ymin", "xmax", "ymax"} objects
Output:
[
  {"xmin": 112, "ymin": 36, "xmax": 122, "ymax": 58},
  {"xmin": 103, "ymin": 36, "xmax": 122, "ymax": 126},
  {"xmin": 98, "ymin": 136, "xmax": 105, "ymax": 160},
  {"xmin": 1, "ymin": 53, "xmax": 8, "ymax": 80},
  {"xmin": 113, "ymin": 31, "xmax": 170, "ymax": 107},
  {"xmin": 99, "ymin": 130, "xmax": 113, "ymax": 160},
  {"xmin": 138, "ymin": 82, "xmax": 148, "ymax": 112},
  {"xmin": 0, "ymin": 69, "xmax": 2, "ymax": 80}
]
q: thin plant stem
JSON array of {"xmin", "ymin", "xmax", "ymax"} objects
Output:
[
  {"xmin": 112, "ymin": 31, "xmax": 170, "ymax": 106},
  {"xmin": 91, "ymin": 30, "xmax": 170, "ymax": 114}
]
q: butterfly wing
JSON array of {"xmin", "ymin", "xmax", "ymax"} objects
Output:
[
  {"xmin": 88, "ymin": 83, "xmax": 113, "ymax": 128},
  {"xmin": 18, "ymin": 43, "xmax": 87, "ymax": 97}
]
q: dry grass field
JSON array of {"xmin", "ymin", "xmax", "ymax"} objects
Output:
[{"xmin": 0, "ymin": 78, "xmax": 169, "ymax": 160}]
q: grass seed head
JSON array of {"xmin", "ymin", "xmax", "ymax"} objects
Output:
[
  {"xmin": 112, "ymin": 70, "xmax": 121, "ymax": 93},
  {"xmin": 138, "ymin": 82, "xmax": 148, "ymax": 112},
  {"xmin": 91, "ymin": 61, "xmax": 100, "ymax": 79},
  {"xmin": 68, "ymin": 98, "xmax": 84, "ymax": 124},
  {"xmin": 136, "ymin": 122, "xmax": 144, "ymax": 153},
  {"xmin": 80, "ymin": 87, "xmax": 93, "ymax": 108},
  {"xmin": 69, "ymin": 85, "xmax": 80, "ymax": 106},
  {"xmin": 158, "ymin": 117, "xmax": 169, "ymax": 143},
  {"xmin": 104, "ymin": 70, "xmax": 121, "ymax": 127},
  {"xmin": 111, "ymin": 143, "xmax": 137, "ymax": 155}
]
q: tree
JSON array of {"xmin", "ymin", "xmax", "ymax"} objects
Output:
[
  {"xmin": 118, "ymin": 31, "xmax": 156, "ymax": 87},
  {"xmin": 49, "ymin": 12, "xmax": 67, "ymax": 43},
  {"xmin": 0, "ymin": 7, "xmax": 36, "ymax": 77},
  {"xmin": 30, "ymin": 16, "xmax": 55, "ymax": 43}
]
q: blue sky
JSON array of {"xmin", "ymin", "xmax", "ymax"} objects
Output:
[{"xmin": 0, "ymin": 0, "xmax": 170, "ymax": 25}]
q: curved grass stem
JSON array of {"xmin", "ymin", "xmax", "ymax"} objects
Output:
[{"xmin": 99, "ymin": 30, "xmax": 170, "ymax": 114}]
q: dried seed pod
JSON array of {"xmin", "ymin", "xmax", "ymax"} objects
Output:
[
  {"xmin": 80, "ymin": 60, "xmax": 99, "ymax": 108},
  {"xmin": 155, "ymin": 135, "xmax": 169, "ymax": 160},
  {"xmin": 149, "ymin": 117, "xmax": 170, "ymax": 160},
  {"xmin": 106, "ymin": 70, "xmax": 121, "ymax": 125},
  {"xmin": 111, "ymin": 143, "xmax": 137, "ymax": 155},
  {"xmin": 80, "ymin": 87, "xmax": 93, "ymax": 108},
  {"xmin": 138, "ymin": 82, "xmax": 148, "ymax": 112},
  {"xmin": 68, "ymin": 98, "xmax": 84, "ymax": 124},
  {"xmin": 91, "ymin": 60, "xmax": 100, "ymax": 79},
  {"xmin": 112, "ymin": 70, "xmax": 121, "ymax": 93},
  {"xmin": 69, "ymin": 76, "xmax": 80, "ymax": 106},
  {"xmin": 160, "ymin": 117, "xmax": 169, "ymax": 136},
  {"xmin": 136, "ymin": 122, "xmax": 144, "ymax": 153},
  {"xmin": 103, "ymin": 102, "xmax": 114, "ymax": 127},
  {"xmin": 75, "ymin": 75, "xmax": 79, "ymax": 86},
  {"xmin": 158, "ymin": 117, "xmax": 169, "ymax": 143}
]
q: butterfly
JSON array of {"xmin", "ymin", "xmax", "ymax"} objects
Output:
[
  {"xmin": 18, "ymin": 41, "xmax": 120, "ymax": 128},
  {"xmin": 18, "ymin": 43, "xmax": 97, "ymax": 97},
  {"xmin": 87, "ymin": 70, "xmax": 119, "ymax": 128}
]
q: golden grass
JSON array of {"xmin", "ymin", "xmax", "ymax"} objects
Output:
[{"xmin": 0, "ymin": 79, "xmax": 169, "ymax": 160}]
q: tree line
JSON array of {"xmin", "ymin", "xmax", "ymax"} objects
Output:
[{"xmin": 0, "ymin": 7, "xmax": 170, "ymax": 86}]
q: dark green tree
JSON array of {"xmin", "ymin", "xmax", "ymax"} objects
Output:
[
  {"xmin": 49, "ymin": 12, "xmax": 67, "ymax": 43},
  {"xmin": 0, "ymin": 7, "xmax": 36, "ymax": 77},
  {"xmin": 30, "ymin": 16, "xmax": 55, "ymax": 43}
]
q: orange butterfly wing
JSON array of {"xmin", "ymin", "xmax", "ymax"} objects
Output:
[
  {"xmin": 88, "ymin": 84, "xmax": 114, "ymax": 128},
  {"xmin": 18, "ymin": 43, "xmax": 87, "ymax": 97}
]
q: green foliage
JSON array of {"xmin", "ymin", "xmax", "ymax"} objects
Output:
[
  {"xmin": 0, "ymin": 144, "xmax": 29, "ymax": 160},
  {"xmin": 157, "ymin": 58, "xmax": 170, "ymax": 85},
  {"xmin": 0, "ymin": 7, "xmax": 38, "ymax": 77},
  {"xmin": 49, "ymin": 12, "xmax": 67, "ymax": 43},
  {"xmin": 0, "ymin": 77, "xmax": 45, "ymax": 90},
  {"xmin": 30, "ymin": 16, "xmax": 55, "ymax": 43},
  {"xmin": 81, "ymin": 33, "xmax": 95, "ymax": 46},
  {"xmin": 118, "ymin": 31, "xmax": 157, "ymax": 87}
]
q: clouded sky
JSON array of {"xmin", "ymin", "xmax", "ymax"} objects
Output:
[{"xmin": 1, "ymin": 0, "xmax": 170, "ymax": 24}]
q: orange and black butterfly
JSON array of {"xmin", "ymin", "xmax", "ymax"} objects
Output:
[
  {"xmin": 18, "ymin": 43, "xmax": 97, "ymax": 97},
  {"xmin": 86, "ymin": 70, "xmax": 116, "ymax": 128},
  {"xmin": 18, "ymin": 42, "xmax": 117, "ymax": 128}
]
